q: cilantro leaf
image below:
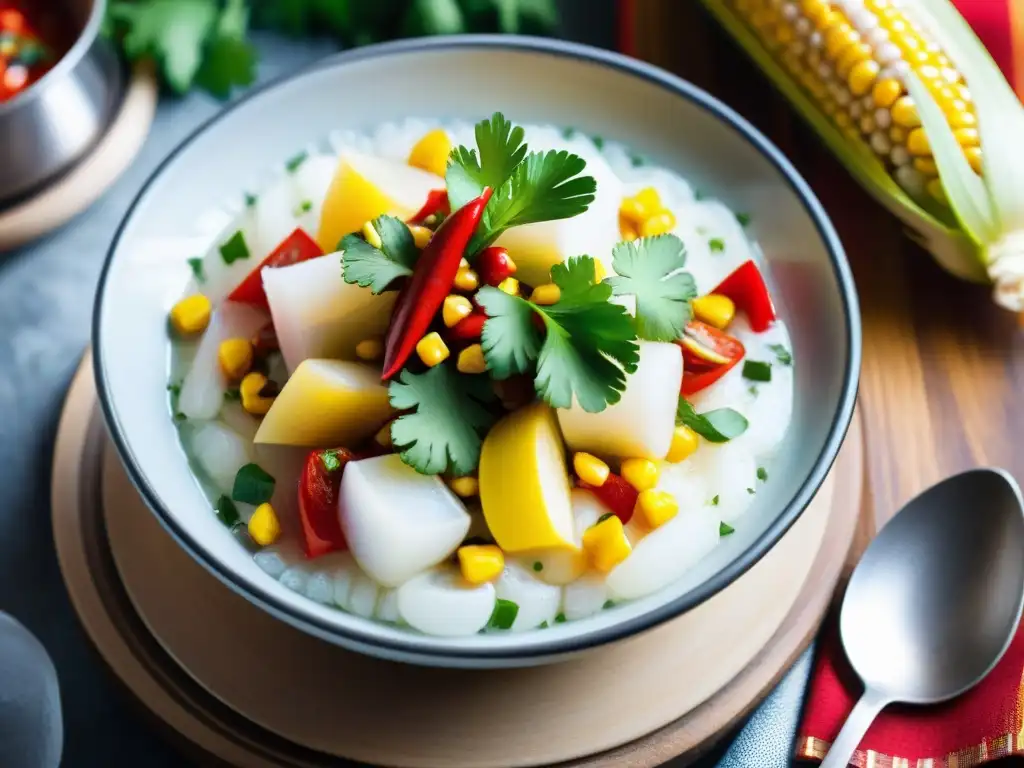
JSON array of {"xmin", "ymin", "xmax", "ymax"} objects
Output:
[
  {"xmin": 475, "ymin": 286, "xmax": 543, "ymax": 379},
  {"xmin": 768, "ymin": 343, "xmax": 792, "ymax": 365},
  {"xmin": 607, "ymin": 235, "xmax": 696, "ymax": 342},
  {"xmin": 339, "ymin": 215, "xmax": 419, "ymax": 293},
  {"xmin": 192, "ymin": 0, "xmax": 255, "ymax": 98},
  {"xmin": 447, "ymin": 113, "xmax": 527, "ymax": 211},
  {"xmin": 676, "ymin": 397, "xmax": 748, "ymax": 443},
  {"xmin": 388, "ymin": 366, "xmax": 498, "ymax": 475}
]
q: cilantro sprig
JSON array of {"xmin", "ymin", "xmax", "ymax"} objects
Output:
[
  {"xmin": 476, "ymin": 256, "xmax": 639, "ymax": 412},
  {"xmin": 676, "ymin": 397, "xmax": 748, "ymax": 443},
  {"xmin": 446, "ymin": 112, "xmax": 597, "ymax": 257},
  {"xmin": 388, "ymin": 365, "xmax": 499, "ymax": 475},
  {"xmin": 606, "ymin": 234, "xmax": 696, "ymax": 342},
  {"xmin": 339, "ymin": 215, "xmax": 420, "ymax": 294}
]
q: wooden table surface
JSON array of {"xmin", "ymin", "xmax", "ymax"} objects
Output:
[{"xmin": 630, "ymin": 2, "xmax": 1024, "ymax": 566}]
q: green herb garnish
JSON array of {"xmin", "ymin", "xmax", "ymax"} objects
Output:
[
  {"xmin": 736, "ymin": 212, "xmax": 751, "ymax": 226},
  {"xmin": 709, "ymin": 237, "xmax": 725, "ymax": 253},
  {"xmin": 388, "ymin": 365, "xmax": 498, "ymax": 476},
  {"xmin": 768, "ymin": 343, "xmax": 792, "ymax": 366},
  {"xmin": 742, "ymin": 360, "xmax": 772, "ymax": 382},
  {"xmin": 676, "ymin": 398, "xmax": 748, "ymax": 443},
  {"xmin": 187, "ymin": 257, "xmax": 205, "ymax": 283},
  {"xmin": 630, "ymin": 153, "xmax": 645, "ymax": 167},
  {"xmin": 595, "ymin": 512, "xmax": 614, "ymax": 525},
  {"xmin": 215, "ymin": 495, "xmax": 240, "ymax": 527},
  {"xmin": 173, "ymin": 412, "xmax": 187, "ymax": 423},
  {"xmin": 232, "ymin": 463, "xmax": 276, "ymax": 505},
  {"xmin": 694, "ymin": 190, "xmax": 707, "ymax": 201},
  {"xmin": 339, "ymin": 215, "xmax": 419, "ymax": 294},
  {"xmin": 561, "ymin": 126, "xmax": 576, "ymax": 139},
  {"xmin": 320, "ymin": 450, "xmax": 342, "ymax": 472},
  {"xmin": 219, "ymin": 230, "xmax": 250, "ymax": 264},
  {"xmin": 476, "ymin": 256, "xmax": 639, "ymax": 413},
  {"xmin": 538, "ymin": 620, "xmax": 549, "ymax": 629},
  {"xmin": 554, "ymin": 612, "xmax": 567, "ymax": 624},
  {"xmin": 223, "ymin": 388, "xmax": 241, "ymax": 402},
  {"xmin": 532, "ymin": 562, "xmax": 543, "ymax": 572},
  {"xmin": 607, "ymin": 234, "xmax": 695, "ymax": 342},
  {"xmin": 710, "ymin": 495, "xmax": 720, "ymax": 506},
  {"xmin": 603, "ymin": 600, "xmax": 615, "ymax": 609},
  {"xmin": 590, "ymin": 135, "xmax": 605, "ymax": 149},
  {"xmin": 757, "ymin": 467, "xmax": 768, "ymax": 482},
  {"xmin": 293, "ymin": 199, "xmax": 312, "ymax": 217},
  {"xmin": 719, "ymin": 522, "xmax": 735, "ymax": 536},
  {"xmin": 746, "ymin": 487, "xmax": 756, "ymax": 495},
  {"xmin": 285, "ymin": 150, "xmax": 308, "ymax": 172},
  {"xmin": 748, "ymin": 385, "xmax": 759, "ymax": 398},
  {"xmin": 244, "ymin": 192, "xmax": 257, "ymax": 207},
  {"xmin": 167, "ymin": 382, "xmax": 181, "ymax": 397},
  {"xmin": 487, "ymin": 599, "xmax": 519, "ymax": 630}
]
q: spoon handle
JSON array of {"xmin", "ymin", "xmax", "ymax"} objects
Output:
[{"xmin": 819, "ymin": 688, "xmax": 889, "ymax": 768}]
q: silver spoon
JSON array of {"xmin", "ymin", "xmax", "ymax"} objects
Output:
[{"xmin": 820, "ymin": 468, "xmax": 1024, "ymax": 768}]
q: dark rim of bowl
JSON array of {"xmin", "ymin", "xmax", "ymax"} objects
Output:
[{"xmin": 93, "ymin": 34, "xmax": 862, "ymax": 663}]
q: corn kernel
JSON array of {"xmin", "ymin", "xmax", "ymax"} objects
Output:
[
  {"xmin": 837, "ymin": 43, "xmax": 871, "ymax": 79},
  {"xmin": 530, "ymin": 284, "xmax": 561, "ymax": 306},
  {"xmin": 907, "ymin": 128, "xmax": 931, "ymax": 156},
  {"xmin": 498, "ymin": 277, "xmax": 520, "ymax": 296},
  {"xmin": 927, "ymin": 178, "xmax": 947, "ymax": 204},
  {"xmin": 416, "ymin": 332, "xmax": 449, "ymax": 367},
  {"xmin": 619, "ymin": 215, "xmax": 639, "ymax": 241},
  {"xmin": 169, "ymin": 294, "xmax": 211, "ymax": 336},
  {"xmin": 800, "ymin": 0, "xmax": 829, "ymax": 25},
  {"xmin": 621, "ymin": 458, "xmax": 659, "ymax": 492},
  {"xmin": 691, "ymin": 294, "xmax": 735, "ymax": 330},
  {"xmin": 666, "ymin": 426, "xmax": 699, "ymax": 463},
  {"xmin": 965, "ymin": 146, "xmax": 983, "ymax": 174},
  {"xmin": 248, "ymin": 503, "xmax": 281, "ymax": 546},
  {"xmin": 457, "ymin": 344, "xmax": 487, "ymax": 374},
  {"xmin": 582, "ymin": 516, "xmax": 631, "ymax": 573},
  {"xmin": 362, "ymin": 220, "xmax": 382, "ymax": 250},
  {"xmin": 823, "ymin": 24, "xmax": 858, "ymax": 60},
  {"xmin": 636, "ymin": 490, "xmax": 679, "ymax": 530},
  {"xmin": 407, "ymin": 128, "xmax": 451, "ymax": 177},
  {"xmin": 872, "ymin": 78, "xmax": 902, "ymax": 109},
  {"xmin": 442, "ymin": 295, "xmax": 473, "ymax": 328},
  {"xmin": 408, "ymin": 225, "xmax": 432, "ymax": 249},
  {"xmin": 355, "ymin": 337, "xmax": 384, "ymax": 361},
  {"xmin": 848, "ymin": 59, "xmax": 879, "ymax": 97},
  {"xmin": 240, "ymin": 372, "xmax": 275, "ymax": 416},
  {"xmin": 450, "ymin": 476, "xmax": 480, "ymax": 498},
  {"xmin": 573, "ymin": 452, "xmax": 610, "ymax": 487},
  {"xmin": 457, "ymin": 544, "xmax": 503, "ymax": 584},
  {"xmin": 889, "ymin": 125, "xmax": 908, "ymax": 144},
  {"xmin": 640, "ymin": 210, "xmax": 676, "ymax": 237},
  {"xmin": 454, "ymin": 266, "xmax": 479, "ymax": 292},
  {"xmin": 913, "ymin": 157, "xmax": 938, "ymax": 176},
  {"xmin": 635, "ymin": 186, "xmax": 661, "ymax": 212},
  {"xmin": 619, "ymin": 198, "xmax": 647, "ymax": 225},
  {"xmin": 374, "ymin": 421, "xmax": 393, "ymax": 448},
  {"xmin": 218, "ymin": 338, "xmax": 254, "ymax": 381},
  {"xmin": 948, "ymin": 110, "xmax": 977, "ymax": 130},
  {"xmin": 953, "ymin": 127, "xmax": 979, "ymax": 147},
  {"xmin": 891, "ymin": 97, "xmax": 921, "ymax": 128}
]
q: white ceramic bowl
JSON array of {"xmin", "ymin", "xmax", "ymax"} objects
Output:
[{"xmin": 93, "ymin": 36, "xmax": 860, "ymax": 668}]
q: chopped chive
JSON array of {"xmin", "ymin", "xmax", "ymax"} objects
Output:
[
  {"xmin": 710, "ymin": 494, "xmax": 720, "ymax": 506},
  {"xmin": 215, "ymin": 495, "xmax": 240, "ymax": 527},
  {"xmin": 538, "ymin": 620, "xmax": 549, "ymax": 629},
  {"xmin": 223, "ymin": 388, "xmax": 241, "ymax": 402},
  {"xmin": 219, "ymin": 230, "xmax": 250, "ymax": 265},
  {"xmin": 232, "ymin": 463, "xmax": 276, "ymax": 505},
  {"xmin": 173, "ymin": 412, "xmax": 187, "ymax": 422},
  {"xmin": 590, "ymin": 134, "xmax": 604, "ymax": 149},
  {"xmin": 757, "ymin": 467, "xmax": 768, "ymax": 482},
  {"xmin": 602, "ymin": 600, "xmax": 615, "ymax": 610},
  {"xmin": 768, "ymin": 343, "xmax": 792, "ymax": 366},
  {"xmin": 187, "ymin": 257, "xmax": 205, "ymax": 283},
  {"xmin": 532, "ymin": 561, "xmax": 543, "ymax": 572},
  {"xmin": 487, "ymin": 599, "xmax": 519, "ymax": 630},
  {"xmin": 554, "ymin": 612, "xmax": 567, "ymax": 624},
  {"xmin": 742, "ymin": 360, "xmax": 772, "ymax": 382},
  {"xmin": 708, "ymin": 237, "xmax": 725, "ymax": 253},
  {"xmin": 561, "ymin": 126, "xmax": 577, "ymax": 139},
  {"xmin": 244, "ymin": 192, "xmax": 258, "ymax": 207},
  {"xmin": 285, "ymin": 150, "xmax": 309, "ymax": 172},
  {"xmin": 746, "ymin": 487, "xmax": 756, "ymax": 495},
  {"xmin": 166, "ymin": 382, "xmax": 181, "ymax": 397},
  {"xmin": 719, "ymin": 522, "xmax": 735, "ymax": 536},
  {"xmin": 747, "ymin": 385, "xmax": 759, "ymax": 398},
  {"xmin": 293, "ymin": 199, "xmax": 312, "ymax": 217},
  {"xmin": 630, "ymin": 153, "xmax": 645, "ymax": 167},
  {"xmin": 736, "ymin": 212, "xmax": 751, "ymax": 226}
]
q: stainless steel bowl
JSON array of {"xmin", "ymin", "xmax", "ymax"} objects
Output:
[{"xmin": 0, "ymin": 0, "xmax": 124, "ymax": 205}]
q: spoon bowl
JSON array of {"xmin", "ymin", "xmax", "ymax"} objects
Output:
[{"xmin": 821, "ymin": 468, "xmax": 1024, "ymax": 767}]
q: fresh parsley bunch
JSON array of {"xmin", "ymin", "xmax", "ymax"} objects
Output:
[{"xmin": 105, "ymin": 0, "xmax": 558, "ymax": 99}]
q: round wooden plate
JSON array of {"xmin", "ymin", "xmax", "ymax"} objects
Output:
[
  {"xmin": 53, "ymin": 352, "xmax": 863, "ymax": 767},
  {"xmin": 0, "ymin": 63, "xmax": 157, "ymax": 251}
]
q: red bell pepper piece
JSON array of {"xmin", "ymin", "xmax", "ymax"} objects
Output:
[
  {"xmin": 382, "ymin": 188, "xmax": 493, "ymax": 380},
  {"xmin": 475, "ymin": 246, "xmax": 517, "ymax": 286},
  {"xmin": 580, "ymin": 473, "xmax": 637, "ymax": 524},
  {"xmin": 297, "ymin": 447, "xmax": 358, "ymax": 559},
  {"xmin": 228, "ymin": 228, "xmax": 324, "ymax": 311},
  {"xmin": 679, "ymin": 321, "xmax": 745, "ymax": 396},
  {"xmin": 407, "ymin": 188, "xmax": 450, "ymax": 225},
  {"xmin": 710, "ymin": 260, "xmax": 777, "ymax": 332}
]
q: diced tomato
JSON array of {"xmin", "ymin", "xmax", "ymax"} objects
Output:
[
  {"xmin": 297, "ymin": 448, "xmax": 357, "ymax": 559},
  {"xmin": 710, "ymin": 260, "xmax": 777, "ymax": 332},
  {"xmin": 580, "ymin": 473, "xmax": 637, "ymax": 524},
  {"xmin": 228, "ymin": 228, "xmax": 323, "ymax": 311},
  {"xmin": 679, "ymin": 321, "xmax": 745, "ymax": 396}
]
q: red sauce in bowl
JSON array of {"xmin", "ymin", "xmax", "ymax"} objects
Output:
[{"xmin": 0, "ymin": 2, "xmax": 71, "ymax": 101}]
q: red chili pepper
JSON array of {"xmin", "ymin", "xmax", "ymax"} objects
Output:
[
  {"xmin": 228, "ymin": 228, "xmax": 323, "ymax": 310},
  {"xmin": 447, "ymin": 312, "xmax": 487, "ymax": 343},
  {"xmin": 710, "ymin": 260, "xmax": 777, "ymax": 332},
  {"xmin": 475, "ymin": 246, "xmax": 517, "ymax": 286},
  {"xmin": 297, "ymin": 448, "xmax": 358, "ymax": 559},
  {"xmin": 679, "ymin": 321, "xmax": 745, "ymax": 396},
  {"xmin": 407, "ymin": 188, "xmax": 450, "ymax": 225},
  {"xmin": 382, "ymin": 188, "xmax": 493, "ymax": 380},
  {"xmin": 580, "ymin": 474, "xmax": 637, "ymax": 524}
]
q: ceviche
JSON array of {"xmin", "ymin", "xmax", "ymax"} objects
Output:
[{"xmin": 167, "ymin": 113, "xmax": 794, "ymax": 637}]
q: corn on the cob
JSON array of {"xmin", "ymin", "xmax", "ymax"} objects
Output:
[{"xmin": 726, "ymin": 0, "xmax": 979, "ymax": 204}]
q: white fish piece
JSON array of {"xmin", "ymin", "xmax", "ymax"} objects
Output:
[
  {"xmin": 339, "ymin": 454, "xmax": 471, "ymax": 588},
  {"xmin": 655, "ymin": 458, "xmax": 709, "ymax": 513},
  {"xmin": 562, "ymin": 573, "xmax": 609, "ymax": 621},
  {"xmin": 290, "ymin": 154, "xmax": 336, "ymax": 235},
  {"xmin": 194, "ymin": 206, "xmax": 261, "ymax": 306},
  {"xmin": 177, "ymin": 302, "xmax": 267, "ymax": 421},
  {"xmin": 607, "ymin": 507, "xmax": 720, "ymax": 600},
  {"xmin": 689, "ymin": 440, "xmax": 759, "ymax": 523},
  {"xmin": 187, "ymin": 421, "xmax": 253, "ymax": 494},
  {"xmin": 262, "ymin": 252, "xmax": 396, "ymax": 372},
  {"xmin": 557, "ymin": 341, "xmax": 682, "ymax": 461},
  {"xmin": 534, "ymin": 488, "xmax": 607, "ymax": 586},
  {"xmin": 496, "ymin": 562, "xmax": 562, "ymax": 632},
  {"xmin": 397, "ymin": 567, "xmax": 496, "ymax": 637},
  {"xmin": 251, "ymin": 173, "xmax": 298, "ymax": 266}
]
